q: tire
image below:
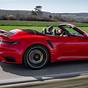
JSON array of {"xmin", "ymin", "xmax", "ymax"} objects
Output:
[{"xmin": 23, "ymin": 45, "xmax": 49, "ymax": 69}]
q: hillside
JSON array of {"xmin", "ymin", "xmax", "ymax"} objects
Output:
[{"xmin": 0, "ymin": 9, "xmax": 88, "ymax": 22}]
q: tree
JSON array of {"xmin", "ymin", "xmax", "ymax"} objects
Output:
[
  {"xmin": 31, "ymin": 6, "xmax": 43, "ymax": 16},
  {"xmin": 31, "ymin": 10, "xmax": 37, "ymax": 16},
  {"xmin": 34, "ymin": 6, "xmax": 42, "ymax": 12}
]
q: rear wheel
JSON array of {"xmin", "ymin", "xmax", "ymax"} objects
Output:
[{"xmin": 23, "ymin": 45, "xmax": 49, "ymax": 69}]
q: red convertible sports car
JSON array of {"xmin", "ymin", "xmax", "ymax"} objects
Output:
[{"xmin": 0, "ymin": 23, "xmax": 88, "ymax": 69}]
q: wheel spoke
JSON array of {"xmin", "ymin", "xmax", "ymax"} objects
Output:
[
  {"xmin": 28, "ymin": 49, "xmax": 44, "ymax": 64},
  {"xmin": 24, "ymin": 46, "xmax": 48, "ymax": 69}
]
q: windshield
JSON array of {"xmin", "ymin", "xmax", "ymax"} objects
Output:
[{"xmin": 63, "ymin": 26, "xmax": 84, "ymax": 36}]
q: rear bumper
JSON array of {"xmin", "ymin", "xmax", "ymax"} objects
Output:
[{"xmin": 0, "ymin": 46, "xmax": 22, "ymax": 64}]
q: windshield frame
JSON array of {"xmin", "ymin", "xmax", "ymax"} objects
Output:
[{"xmin": 58, "ymin": 24, "xmax": 87, "ymax": 37}]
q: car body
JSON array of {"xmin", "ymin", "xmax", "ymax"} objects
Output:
[{"xmin": 0, "ymin": 24, "xmax": 88, "ymax": 69}]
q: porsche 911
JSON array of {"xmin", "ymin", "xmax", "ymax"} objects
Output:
[{"xmin": 0, "ymin": 23, "xmax": 88, "ymax": 69}]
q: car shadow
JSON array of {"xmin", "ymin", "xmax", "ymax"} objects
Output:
[{"xmin": 0, "ymin": 61, "xmax": 88, "ymax": 78}]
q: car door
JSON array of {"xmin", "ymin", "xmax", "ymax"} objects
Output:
[
  {"xmin": 75, "ymin": 36, "xmax": 88, "ymax": 59},
  {"xmin": 56, "ymin": 25, "xmax": 88, "ymax": 61},
  {"xmin": 57, "ymin": 36, "xmax": 82, "ymax": 61}
]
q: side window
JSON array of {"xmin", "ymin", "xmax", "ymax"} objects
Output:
[{"xmin": 65, "ymin": 27, "xmax": 83, "ymax": 36}]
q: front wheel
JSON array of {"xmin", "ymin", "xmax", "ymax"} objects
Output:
[{"xmin": 23, "ymin": 45, "xmax": 49, "ymax": 69}]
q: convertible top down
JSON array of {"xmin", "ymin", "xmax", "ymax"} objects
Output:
[{"xmin": 0, "ymin": 23, "xmax": 88, "ymax": 69}]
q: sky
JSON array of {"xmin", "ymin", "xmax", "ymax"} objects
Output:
[{"xmin": 0, "ymin": 0, "xmax": 88, "ymax": 13}]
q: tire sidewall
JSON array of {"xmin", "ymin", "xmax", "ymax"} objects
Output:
[{"xmin": 24, "ymin": 45, "xmax": 49, "ymax": 69}]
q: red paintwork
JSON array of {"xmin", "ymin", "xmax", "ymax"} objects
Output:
[{"xmin": 0, "ymin": 24, "xmax": 88, "ymax": 64}]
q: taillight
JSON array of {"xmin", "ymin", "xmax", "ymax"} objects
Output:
[{"xmin": 0, "ymin": 41, "xmax": 19, "ymax": 45}]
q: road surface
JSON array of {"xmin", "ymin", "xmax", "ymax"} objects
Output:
[{"xmin": 0, "ymin": 61, "xmax": 88, "ymax": 81}]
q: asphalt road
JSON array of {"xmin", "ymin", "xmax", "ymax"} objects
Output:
[{"xmin": 0, "ymin": 61, "xmax": 88, "ymax": 81}]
